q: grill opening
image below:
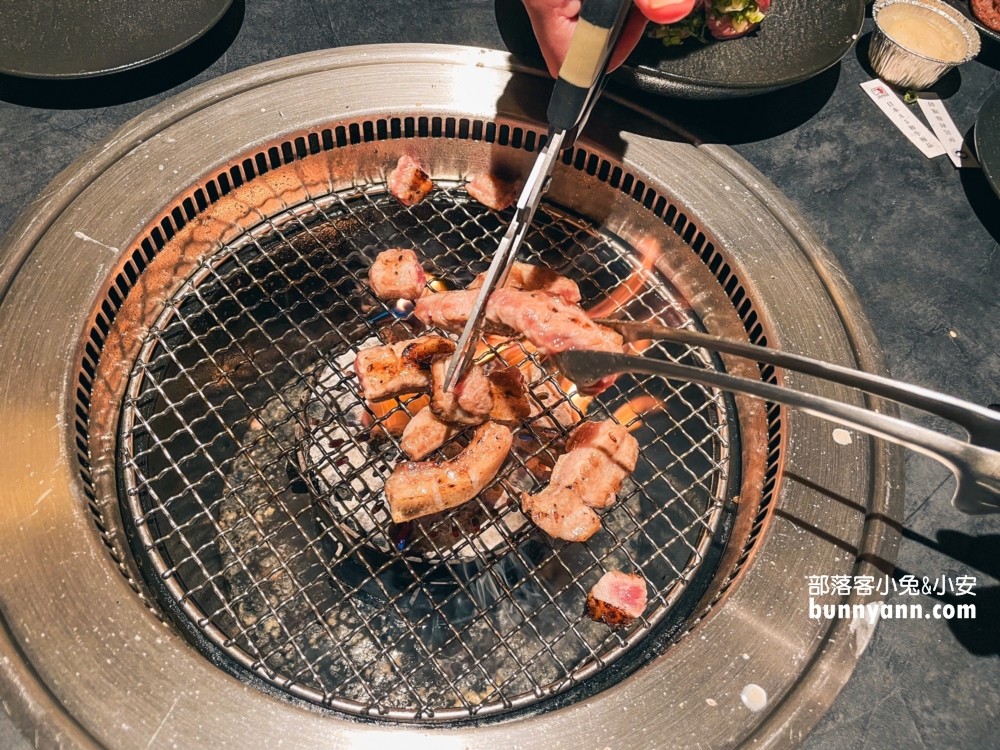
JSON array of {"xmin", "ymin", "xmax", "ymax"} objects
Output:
[{"xmin": 114, "ymin": 182, "xmax": 740, "ymax": 721}]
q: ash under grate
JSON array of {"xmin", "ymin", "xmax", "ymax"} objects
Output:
[{"xmin": 119, "ymin": 184, "xmax": 734, "ymax": 721}]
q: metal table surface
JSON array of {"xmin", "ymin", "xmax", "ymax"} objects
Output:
[{"xmin": 0, "ymin": 1, "xmax": 997, "ymax": 747}]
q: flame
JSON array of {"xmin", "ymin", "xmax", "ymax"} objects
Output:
[
  {"xmin": 587, "ymin": 237, "xmax": 660, "ymax": 319},
  {"xmin": 561, "ymin": 378, "xmax": 593, "ymax": 416},
  {"xmin": 612, "ymin": 395, "xmax": 664, "ymax": 433},
  {"xmin": 627, "ymin": 339, "xmax": 655, "ymax": 355},
  {"xmin": 368, "ymin": 393, "xmax": 429, "ymax": 436}
]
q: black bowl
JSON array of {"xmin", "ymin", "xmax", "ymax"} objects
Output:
[{"xmin": 497, "ymin": 0, "xmax": 865, "ymax": 99}]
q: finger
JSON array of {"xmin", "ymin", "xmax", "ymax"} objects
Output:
[
  {"xmin": 608, "ymin": 7, "xmax": 648, "ymax": 72},
  {"xmin": 634, "ymin": 0, "xmax": 698, "ymax": 25},
  {"xmin": 522, "ymin": 0, "xmax": 581, "ymax": 78}
]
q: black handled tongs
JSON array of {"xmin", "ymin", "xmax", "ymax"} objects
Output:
[
  {"xmin": 443, "ymin": 0, "xmax": 634, "ymax": 391},
  {"xmin": 552, "ymin": 320, "xmax": 1000, "ymax": 516}
]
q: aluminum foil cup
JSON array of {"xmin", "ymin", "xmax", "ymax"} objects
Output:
[{"xmin": 870, "ymin": 0, "xmax": 980, "ymax": 90}]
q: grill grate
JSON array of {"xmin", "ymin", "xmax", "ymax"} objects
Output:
[{"xmin": 119, "ymin": 183, "xmax": 734, "ymax": 720}]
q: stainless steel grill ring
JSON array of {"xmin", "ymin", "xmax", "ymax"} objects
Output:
[{"xmin": 0, "ymin": 45, "xmax": 903, "ymax": 749}]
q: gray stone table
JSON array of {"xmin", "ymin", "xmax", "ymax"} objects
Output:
[{"xmin": 0, "ymin": 1, "xmax": 997, "ymax": 747}]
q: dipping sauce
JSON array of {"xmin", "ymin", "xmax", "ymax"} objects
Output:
[{"xmin": 878, "ymin": 4, "xmax": 968, "ymax": 62}]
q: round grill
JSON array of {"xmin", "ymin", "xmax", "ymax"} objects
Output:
[{"xmin": 118, "ymin": 182, "xmax": 736, "ymax": 720}]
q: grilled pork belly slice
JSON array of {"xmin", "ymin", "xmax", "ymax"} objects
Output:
[
  {"xmin": 399, "ymin": 407, "xmax": 460, "ymax": 461},
  {"xmin": 469, "ymin": 262, "xmax": 581, "ymax": 305},
  {"xmin": 430, "ymin": 358, "xmax": 494, "ymax": 426},
  {"xmin": 487, "ymin": 367, "xmax": 531, "ymax": 425},
  {"xmin": 586, "ymin": 571, "xmax": 648, "ymax": 630},
  {"xmin": 386, "ymin": 422, "xmax": 513, "ymax": 523},
  {"xmin": 520, "ymin": 419, "xmax": 638, "ymax": 540},
  {"xmin": 369, "ymin": 249, "xmax": 426, "ymax": 300},
  {"xmin": 353, "ymin": 336, "xmax": 454, "ymax": 402},
  {"xmin": 413, "ymin": 289, "xmax": 504, "ymax": 335},
  {"xmin": 465, "ymin": 173, "xmax": 519, "ymax": 211},
  {"xmin": 487, "ymin": 289, "xmax": 623, "ymax": 394},
  {"xmin": 520, "ymin": 486, "xmax": 601, "ymax": 543},
  {"xmin": 388, "ymin": 155, "xmax": 433, "ymax": 206}
]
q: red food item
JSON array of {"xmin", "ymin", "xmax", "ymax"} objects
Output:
[
  {"xmin": 466, "ymin": 173, "xmax": 519, "ymax": 211},
  {"xmin": 369, "ymin": 249, "xmax": 427, "ymax": 300},
  {"xmin": 388, "ymin": 155, "xmax": 434, "ymax": 206},
  {"xmin": 971, "ymin": 0, "xmax": 1000, "ymax": 32},
  {"xmin": 586, "ymin": 571, "xmax": 648, "ymax": 630},
  {"xmin": 704, "ymin": 0, "xmax": 770, "ymax": 40}
]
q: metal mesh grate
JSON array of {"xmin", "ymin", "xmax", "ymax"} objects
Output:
[{"xmin": 119, "ymin": 182, "xmax": 734, "ymax": 721}]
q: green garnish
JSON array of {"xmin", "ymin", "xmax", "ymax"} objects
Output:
[{"xmin": 647, "ymin": 10, "xmax": 708, "ymax": 47}]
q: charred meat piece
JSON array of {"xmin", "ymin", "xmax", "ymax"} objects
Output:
[
  {"xmin": 586, "ymin": 571, "xmax": 648, "ymax": 630},
  {"xmin": 469, "ymin": 262, "xmax": 581, "ymax": 305},
  {"xmin": 430, "ymin": 358, "xmax": 494, "ymax": 426},
  {"xmin": 399, "ymin": 406, "xmax": 460, "ymax": 461},
  {"xmin": 520, "ymin": 419, "xmax": 637, "ymax": 541},
  {"xmin": 487, "ymin": 367, "xmax": 531, "ymax": 426},
  {"xmin": 388, "ymin": 155, "xmax": 434, "ymax": 206},
  {"xmin": 369, "ymin": 249, "xmax": 427, "ymax": 300},
  {"xmin": 385, "ymin": 422, "xmax": 513, "ymax": 523},
  {"xmin": 353, "ymin": 336, "xmax": 454, "ymax": 402},
  {"xmin": 465, "ymin": 172, "xmax": 519, "ymax": 211},
  {"xmin": 487, "ymin": 289, "xmax": 624, "ymax": 394},
  {"xmin": 520, "ymin": 486, "xmax": 601, "ymax": 543}
]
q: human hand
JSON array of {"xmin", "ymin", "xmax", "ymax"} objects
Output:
[{"xmin": 522, "ymin": 0, "xmax": 699, "ymax": 77}]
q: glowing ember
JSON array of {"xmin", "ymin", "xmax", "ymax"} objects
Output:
[
  {"xmin": 587, "ymin": 237, "xmax": 660, "ymax": 319},
  {"xmin": 368, "ymin": 393, "xmax": 429, "ymax": 437},
  {"xmin": 612, "ymin": 396, "xmax": 664, "ymax": 433}
]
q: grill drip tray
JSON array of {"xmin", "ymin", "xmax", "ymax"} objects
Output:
[
  {"xmin": 0, "ymin": 45, "xmax": 902, "ymax": 749},
  {"xmin": 118, "ymin": 186, "xmax": 735, "ymax": 720}
]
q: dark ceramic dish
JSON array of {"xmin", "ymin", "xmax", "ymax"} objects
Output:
[
  {"xmin": 975, "ymin": 88, "xmax": 1000, "ymax": 198},
  {"xmin": 497, "ymin": 0, "xmax": 866, "ymax": 99},
  {"xmin": 0, "ymin": 0, "xmax": 232, "ymax": 78}
]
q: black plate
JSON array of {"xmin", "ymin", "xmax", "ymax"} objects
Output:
[
  {"xmin": 975, "ymin": 88, "xmax": 1000, "ymax": 199},
  {"xmin": 0, "ymin": 0, "xmax": 232, "ymax": 78},
  {"xmin": 497, "ymin": 0, "xmax": 865, "ymax": 99},
  {"xmin": 946, "ymin": 0, "xmax": 1000, "ymax": 44}
]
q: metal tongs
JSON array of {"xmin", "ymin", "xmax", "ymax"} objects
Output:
[
  {"xmin": 444, "ymin": 0, "xmax": 634, "ymax": 391},
  {"xmin": 551, "ymin": 320, "xmax": 1000, "ymax": 516}
]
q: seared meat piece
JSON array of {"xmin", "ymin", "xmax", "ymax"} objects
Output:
[
  {"xmin": 486, "ymin": 289, "xmax": 622, "ymax": 357},
  {"xmin": 704, "ymin": 0, "xmax": 770, "ymax": 39},
  {"xmin": 486, "ymin": 289, "xmax": 623, "ymax": 394},
  {"xmin": 487, "ymin": 367, "xmax": 531, "ymax": 425},
  {"xmin": 430, "ymin": 358, "xmax": 494, "ymax": 426},
  {"xmin": 413, "ymin": 289, "xmax": 487, "ymax": 334},
  {"xmin": 388, "ymin": 155, "xmax": 433, "ymax": 206},
  {"xmin": 369, "ymin": 249, "xmax": 426, "ymax": 300},
  {"xmin": 586, "ymin": 571, "xmax": 648, "ymax": 630},
  {"xmin": 353, "ymin": 336, "xmax": 454, "ymax": 402},
  {"xmin": 469, "ymin": 262, "xmax": 581, "ymax": 305},
  {"xmin": 520, "ymin": 419, "xmax": 637, "ymax": 541},
  {"xmin": 385, "ymin": 422, "xmax": 513, "ymax": 523},
  {"xmin": 399, "ymin": 407, "xmax": 460, "ymax": 461},
  {"xmin": 465, "ymin": 172, "xmax": 519, "ymax": 211},
  {"xmin": 972, "ymin": 0, "xmax": 1000, "ymax": 31},
  {"xmin": 520, "ymin": 487, "xmax": 601, "ymax": 543}
]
